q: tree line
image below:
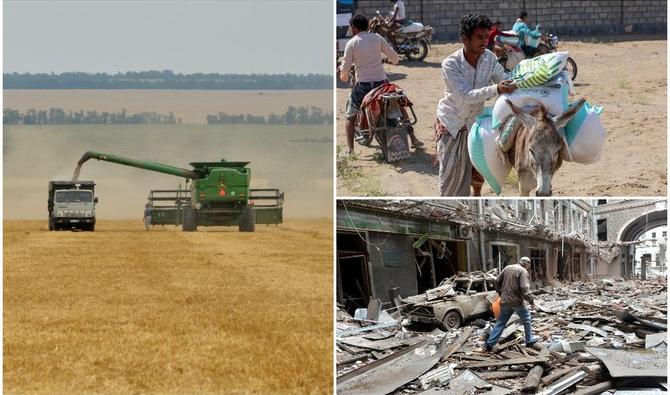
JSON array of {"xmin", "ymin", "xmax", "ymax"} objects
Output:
[
  {"xmin": 3, "ymin": 108, "xmax": 179, "ymax": 125},
  {"xmin": 3, "ymin": 106, "xmax": 333, "ymax": 125},
  {"xmin": 206, "ymin": 106, "xmax": 333, "ymax": 125},
  {"xmin": 4, "ymin": 71, "xmax": 332, "ymax": 90}
]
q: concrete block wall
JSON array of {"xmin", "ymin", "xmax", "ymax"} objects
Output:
[{"xmin": 354, "ymin": 0, "xmax": 666, "ymax": 40}]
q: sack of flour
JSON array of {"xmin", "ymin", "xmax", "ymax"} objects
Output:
[
  {"xmin": 563, "ymin": 102, "xmax": 606, "ymax": 164},
  {"xmin": 491, "ymin": 81, "xmax": 570, "ymax": 129},
  {"xmin": 468, "ymin": 108, "xmax": 511, "ymax": 195},
  {"xmin": 524, "ymin": 34, "xmax": 540, "ymax": 48},
  {"xmin": 510, "ymin": 52, "xmax": 570, "ymax": 88},
  {"xmin": 497, "ymin": 30, "xmax": 521, "ymax": 46}
]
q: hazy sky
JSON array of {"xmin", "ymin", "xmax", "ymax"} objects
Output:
[{"xmin": 4, "ymin": 0, "xmax": 333, "ymax": 74}]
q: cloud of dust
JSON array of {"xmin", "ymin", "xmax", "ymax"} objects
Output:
[{"xmin": 4, "ymin": 124, "xmax": 333, "ymax": 220}]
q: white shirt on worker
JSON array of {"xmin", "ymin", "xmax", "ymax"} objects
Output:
[
  {"xmin": 436, "ymin": 48, "xmax": 508, "ymax": 137},
  {"xmin": 394, "ymin": 0, "xmax": 405, "ymax": 21},
  {"xmin": 340, "ymin": 31, "xmax": 399, "ymax": 83}
]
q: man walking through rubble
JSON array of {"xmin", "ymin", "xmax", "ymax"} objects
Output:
[{"xmin": 484, "ymin": 256, "xmax": 540, "ymax": 351}]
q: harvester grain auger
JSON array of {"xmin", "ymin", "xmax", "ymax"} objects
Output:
[{"xmin": 75, "ymin": 151, "xmax": 283, "ymax": 232}]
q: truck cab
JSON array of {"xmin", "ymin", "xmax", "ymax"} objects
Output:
[{"xmin": 48, "ymin": 181, "xmax": 97, "ymax": 231}]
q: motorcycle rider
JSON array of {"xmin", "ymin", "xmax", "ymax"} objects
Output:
[
  {"xmin": 340, "ymin": 14, "xmax": 421, "ymax": 155},
  {"xmin": 513, "ymin": 11, "xmax": 542, "ymax": 57},
  {"xmin": 387, "ymin": 0, "xmax": 406, "ymax": 38},
  {"xmin": 435, "ymin": 14, "xmax": 517, "ymax": 196},
  {"xmin": 486, "ymin": 20, "xmax": 501, "ymax": 51}
]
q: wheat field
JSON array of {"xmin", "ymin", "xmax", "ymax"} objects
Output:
[{"xmin": 4, "ymin": 219, "xmax": 333, "ymax": 395}]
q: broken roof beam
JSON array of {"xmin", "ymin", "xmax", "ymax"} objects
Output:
[
  {"xmin": 540, "ymin": 365, "xmax": 584, "ymax": 386},
  {"xmin": 566, "ymin": 323, "xmax": 608, "ymax": 337},
  {"xmin": 478, "ymin": 370, "xmax": 528, "ymax": 380},
  {"xmin": 521, "ymin": 365, "xmax": 544, "ymax": 393},
  {"xmin": 439, "ymin": 326, "xmax": 474, "ymax": 362},
  {"xmin": 459, "ymin": 356, "xmax": 549, "ymax": 369},
  {"xmin": 570, "ymin": 380, "xmax": 614, "ymax": 395},
  {"xmin": 536, "ymin": 370, "xmax": 588, "ymax": 395}
]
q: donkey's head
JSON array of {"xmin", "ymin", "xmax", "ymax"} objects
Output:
[{"xmin": 507, "ymin": 98, "xmax": 586, "ymax": 196}]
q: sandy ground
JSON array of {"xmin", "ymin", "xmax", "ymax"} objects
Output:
[
  {"xmin": 4, "ymin": 219, "xmax": 332, "ymax": 395},
  {"xmin": 336, "ymin": 37, "xmax": 667, "ymax": 197},
  {"xmin": 4, "ymin": 90, "xmax": 332, "ymax": 124}
]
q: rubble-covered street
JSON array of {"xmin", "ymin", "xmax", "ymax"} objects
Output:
[{"xmin": 337, "ymin": 276, "xmax": 667, "ymax": 394}]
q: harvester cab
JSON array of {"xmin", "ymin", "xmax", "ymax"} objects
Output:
[{"xmin": 74, "ymin": 151, "xmax": 283, "ymax": 232}]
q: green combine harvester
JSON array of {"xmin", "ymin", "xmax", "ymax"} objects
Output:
[{"xmin": 76, "ymin": 151, "xmax": 283, "ymax": 232}]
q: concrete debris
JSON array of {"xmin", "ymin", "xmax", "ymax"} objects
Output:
[
  {"xmin": 446, "ymin": 370, "xmax": 511, "ymax": 395},
  {"xmin": 418, "ymin": 364, "xmax": 454, "ymax": 389},
  {"xmin": 584, "ymin": 347, "xmax": 667, "ymax": 378},
  {"xmin": 548, "ymin": 340, "xmax": 586, "ymax": 353},
  {"xmin": 337, "ymin": 278, "xmax": 667, "ymax": 394},
  {"xmin": 535, "ymin": 298, "xmax": 576, "ymax": 313},
  {"xmin": 646, "ymin": 332, "xmax": 667, "ymax": 349}
]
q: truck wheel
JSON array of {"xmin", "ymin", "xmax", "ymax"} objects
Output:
[
  {"xmin": 89, "ymin": 223, "xmax": 95, "ymax": 232},
  {"xmin": 439, "ymin": 310, "xmax": 462, "ymax": 330},
  {"xmin": 182, "ymin": 206, "xmax": 197, "ymax": 232},
  {"xmin": 48, "ymin": 218, "xmax": 54, "ymax": 231},
  {"xmin": 239, "ymin": 206, "xmax": 256, "ymax": 232}
]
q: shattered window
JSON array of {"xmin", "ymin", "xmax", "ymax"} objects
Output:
[
  {"xmin": 573, "ymin": 253, "xmax": 581, "ymax": 276},
  {"xmin": 490, "ymin": 244, "xmax": 519, "ymax": 268},
  {"xmin": 469, "ymin": 280, "xmax": 485, "ymax": 294},
  {"xmin": 453, "ymin": 280, "xmax": 469, "ymax": 294},
  {"xmin": 530, "ymin": 248, "xmax": 547, "ymax": 281}
]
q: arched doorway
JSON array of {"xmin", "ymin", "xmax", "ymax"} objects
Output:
[{"xmin": 617, "ymin": 209, "xmax": 667, "ymax": 278}]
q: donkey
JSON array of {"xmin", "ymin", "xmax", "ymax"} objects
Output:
[{"xmin": 506, "ymin": 98, "xmax": 586, "ymax": 196}]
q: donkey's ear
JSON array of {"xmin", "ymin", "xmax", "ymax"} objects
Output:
[
  {"xmin": 535, "ymin": 104, "xmax": 548, "ymax": 119},
  {"xmin": 506, "ymin": 99, "xmax": 536, "ymax": 130},
  {"xmin": 552, "ymin": 98, "xmax": 586, "ymax": 129}
]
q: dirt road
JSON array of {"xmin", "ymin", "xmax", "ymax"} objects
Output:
[
  {"xmin": 4, "ymin": 219, "xmax": 332, "ymax": 394},
  {"xmin": 337, "ymin": 37, "xmax": 666, "ymax": 197}
]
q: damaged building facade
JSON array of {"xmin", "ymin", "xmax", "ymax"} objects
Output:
[
  {"xmin": 337, "ymin": 199, "xmax": 630, "ymax": 313},
  {"xmin": 595, "ymin": 199, "xmax": 667, "ymax": 278}
]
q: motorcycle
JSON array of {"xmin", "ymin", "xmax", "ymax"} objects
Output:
[
  {"xmin": 368, "ymin": 11, "xmax": 434, "ymax": 62},
  {"xmin": 495, "ymin": 30, "xmax": 578, "ymax": 81},
  {"xmin": 354, "ymin": 83, "xmax": 417, "ymax": 162}
]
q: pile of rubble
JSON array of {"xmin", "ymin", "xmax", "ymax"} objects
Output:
[{"xmin": 336, "ymin": 278, "xmax": 667, "ymax": 394}]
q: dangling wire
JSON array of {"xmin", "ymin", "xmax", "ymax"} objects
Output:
[{"xmin": 342, "ymin": 201, "xmax": 391, "ymax": 253}]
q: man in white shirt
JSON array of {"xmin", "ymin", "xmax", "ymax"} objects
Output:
[
  {"xmin": 435, "ymin": 14, "xmax": 517, "ymax": 196},
  {"xmin": 389, "ymin": 0, "xmax": 405, "ymax": 25},
  {"xmin": 339, "ymin": 14, "xmax": 400, "ymax": 155}
]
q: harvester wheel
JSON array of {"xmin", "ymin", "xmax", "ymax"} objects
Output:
[
  {"xmin": 182, "ymin": 206, "xmax": 197, "ymax": 232},
  {"xmin": 239, "ymin": 206, "xmax": 256, "ymax": 232}
]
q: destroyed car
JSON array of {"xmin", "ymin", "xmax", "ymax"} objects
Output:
[{"xmin": 401, "ymin": 273, "xmax": 498, "ymax": 330}]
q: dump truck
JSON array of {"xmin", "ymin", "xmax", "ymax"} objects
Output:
[
  {"xmin": 48, "ymin": 181, "xmax": 98, "ymax": 231},
  {"xmin": 74, "ymin": 151, "xmax": 283, "ymax": 232}
]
